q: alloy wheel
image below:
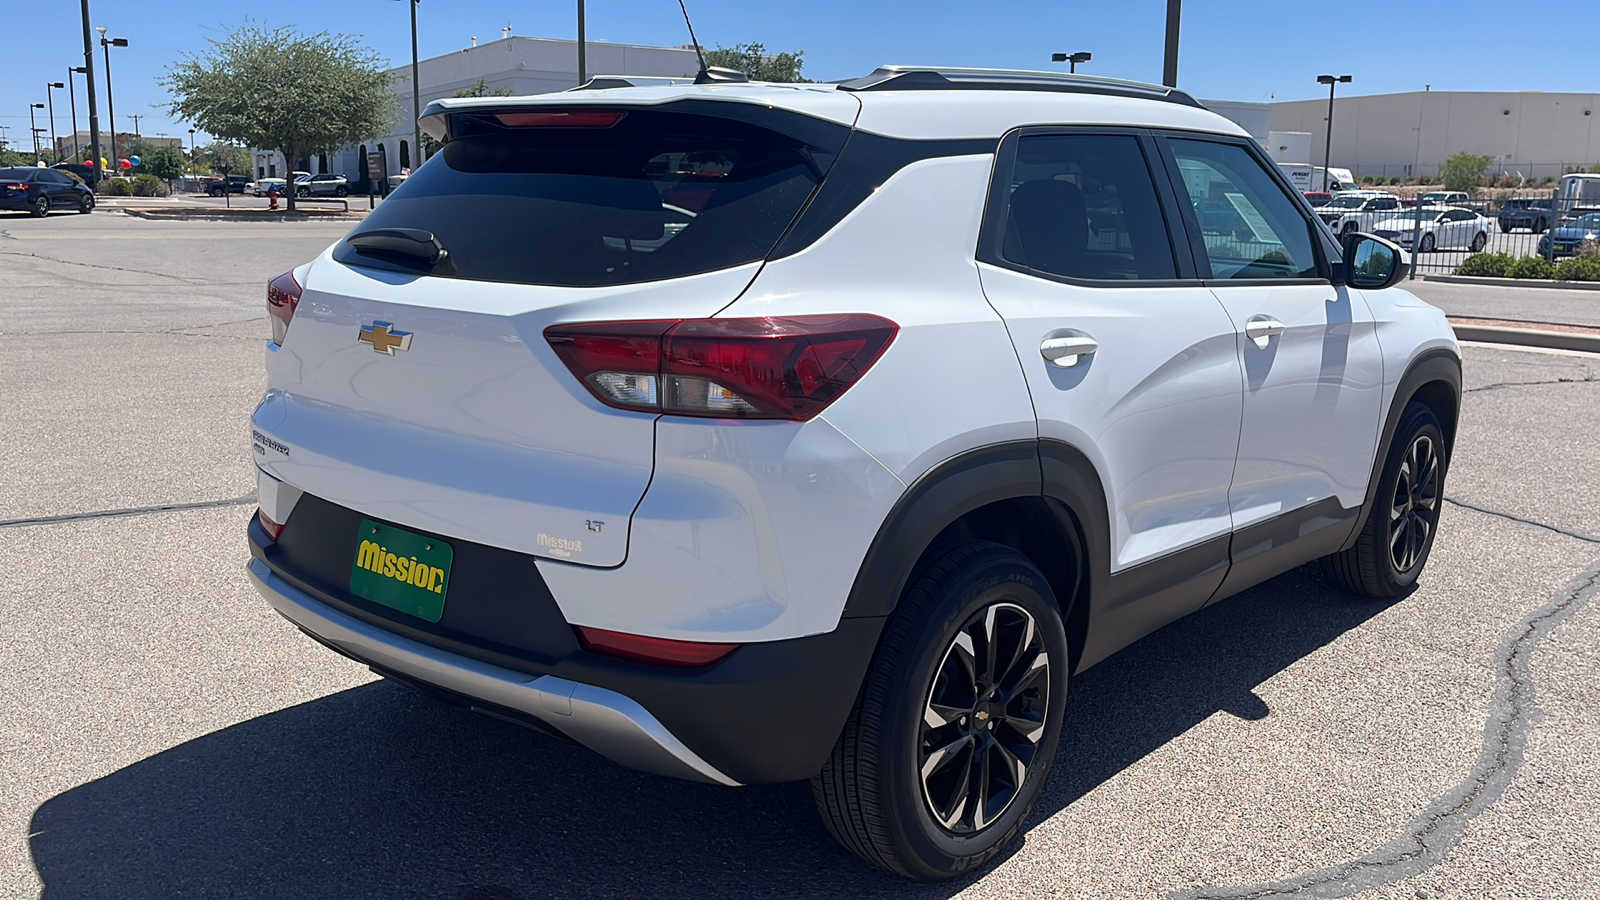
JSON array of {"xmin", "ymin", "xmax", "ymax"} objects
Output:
[
  {"xmin": 919, "ymin": 602, "xmax": 1050, "ymax": 834},
  {"xmin": 1389, "ymin": 433, "xmax": 1440, "ymax": 573}
]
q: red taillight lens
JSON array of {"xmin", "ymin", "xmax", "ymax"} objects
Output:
[
  {"xmin": 267, "ymin": 270, "xmax": 301, "ymax": 345},
  {"xmin": 5, "ymin": 183, "xmax": 28, "ymax": 192},
  {"xmin": 575, "ymin": 626, "xmax": 739, "ymax": 667},
  {"xmin": 256, "ymin": 508, "xmax": 285, "ymax": 540},
  {"xmin": 544, "ymin": 315, "xmax": 898, "ymax": 421},
  {"xmin": 494, "ymin": 109, "xmax": 627, "ymax": 128}
]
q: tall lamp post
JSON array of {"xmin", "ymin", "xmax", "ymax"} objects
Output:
[
  {"xmin": 68, "ymin": 67, "xmax": 88, "ymax": 160},
  {"xmin": 1162, "ymin": 0, "xmax": 1181, "ymax": 87},
  {"xmin": 46, "ymin": 82, "xmax": 64, "ymax": 162},
  {"xmin": 1317, "ymin": 74, "xmax": 1353, "ymax": 192},
  {"xmin": 578, "ymin": 0, "xmax": 586, "ymax": 84},
  {"xmin": 28, "ymin": 104, "xmax": 45, "ymax": 161},
  {"xmin": 79, "ymin": 1, "xmax": 102, "ymax": 185},
  {"xmin": 390, "ymin": 0, "xmax": 421, "ymax": 165},
  {"xmin": 1050, "ymin": 51, "xmax": 1091, "ymax": 74},
  {"xmin": 97, "ymin": 27, "xmax": 129, "ymax": 165},
  {"xmin": 188, "ymin": 128, "xmax": 196, "ymax": 174}
]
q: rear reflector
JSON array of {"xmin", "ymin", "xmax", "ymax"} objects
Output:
[
  {"xmin": 544, "ymin": 315, "xmax": 898, "ymax": 421},
  {"xmin": 267, "ymin": 270, "xmax": 302, "ymax": 346},
  {"xmin": 256, "ymin": 508, "xmax": 285, "ymax": 540},
  {"xmin": 575, "ymin": 626, "xmax": 739, "ymax": 667},
  {"xmin": 494, "ymin": 109, "xmax": 626, "ymax": 128}
]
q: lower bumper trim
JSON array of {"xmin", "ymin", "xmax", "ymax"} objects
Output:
[{"xmin": 247, "ymin": 559, "xmax": 740, "ymax": 786}]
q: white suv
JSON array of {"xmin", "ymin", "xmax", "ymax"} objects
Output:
[{"xmin": 247, "ymin": 67, "xmax": 1460, "ymax": 880}]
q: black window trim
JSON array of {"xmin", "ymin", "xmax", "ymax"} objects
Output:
[
  {"xmin": 975, "ymin": 125, "xmax": 1202, "ymax": 289},
  {"xmin": 1150, "ymin": 130, "xmax": 1343, "ymax": 287}
]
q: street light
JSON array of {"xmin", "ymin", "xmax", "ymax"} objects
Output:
[
  {"xmin": 390, "ymin": 0, "xmax": 422, "ymax": 167},
  {"xmin": 188, "ymin": 128, "xmax": 196, "ymax": 174},
  {"xmin": 1317, "ymin": 74, "xmax": 1353, "ymax": 193},
  {"xmin": 97, "ymin": 27, "xmax": 129, "ymax": 165},
  {"xmin": 46, "ymin": 82, "xmax": 64, "ymax": 162},
  {"xmin": 1050, "ymin": 51, "xmax": 1092, "ymax": 74},
  {"xmin": 28, "ymin": 104, "xmax": 45, "ymax": 161},
  {"xmin": 68, "ymin": 66, "xmax": 88, "ymax": 160},
  {"xmin": 1162, "ymin": 0, "xmax": 1181, "ymax": 87}
]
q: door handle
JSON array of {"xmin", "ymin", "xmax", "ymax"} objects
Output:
[
  {"xmin": 1243, "ymin": 316, "xmax": 1286, "ymax": 349},
  {"xmin": 1040, "ymin": 335, "xmax": 1098, "ymax": 368}
]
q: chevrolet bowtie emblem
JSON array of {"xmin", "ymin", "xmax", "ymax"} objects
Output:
[{"xmin": 358, "ymin": 321, "xmax": 413, "ymax": 355}]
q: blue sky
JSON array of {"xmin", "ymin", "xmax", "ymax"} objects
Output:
[{"xmin": 0, "ymin": 0, "xmax": 1570, "ymax": 153}]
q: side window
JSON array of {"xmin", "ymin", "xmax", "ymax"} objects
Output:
[
  {"xmin": 1373, "ymin": 198, "xmax": 1398, "ymax": 211},
  {"xmin": 1167, "ymin": 139, "xmax": 1320, "ymax": 280},
  {"xmin": 999, "ymin": 133, "xmax": 1178, "ymax": 281}
]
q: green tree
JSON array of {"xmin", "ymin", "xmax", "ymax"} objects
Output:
[
  {"xmin": 1438, "ymin": 152, "xmax": 1493, "ymax": 193},
  {"xmin": 162, "ymin": 23, "xmax": 393, "ymax": 210},
  {"xmin": 196, "ymin": 141, "xmax": 251, "ymax": 174},
  {"xmin": 419, "ymin": 79, "xmax": 514, "ymax": 157},
  {"xmin": 143, "ymin": 146, "xmax": 189, "ymax": 181},
  {"xmin": 703, "ymin": 43, "xmax": 809, "ymax": 82},
  {"xmin": 0, "ymin": 147, "xmax": 30, "ymax": 167}
]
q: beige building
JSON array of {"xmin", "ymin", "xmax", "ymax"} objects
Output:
[{"xmin": 1269, "ymin": 91, "xmax": 1600, "ymax": 181}]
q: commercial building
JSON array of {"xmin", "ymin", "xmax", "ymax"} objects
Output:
[
  {"xmin": 251, "ymin": 35, "xmax": 699, "ymax": 188},
  {"xmin": 1270, "ymin": 90, "xmax": 1600, "ymax": 181},
  {"xmin": 52, "ymin": 131, "xmax": 182, "ymax": 160}
]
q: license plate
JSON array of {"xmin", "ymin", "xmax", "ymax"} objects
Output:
[{"xmin": 350, "ymin": 519, "xmax": 452, "ymax": 622}]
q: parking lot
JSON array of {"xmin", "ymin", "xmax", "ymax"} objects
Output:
[{"xmin": 3, "ymin": 213, "xmax": 1599, "ymax": 899}]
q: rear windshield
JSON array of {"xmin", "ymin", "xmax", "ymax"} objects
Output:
[
  {"xmin": 0, "ymin": 168, "xmax": 38, "ymax": 183},
  {"xmin": 337, "ymin": 105, "xmax": 847, "ymax": 287}
]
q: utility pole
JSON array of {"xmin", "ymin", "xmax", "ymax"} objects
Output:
[
  {"xmin": 410, "ymin": 0, "xmax": 420, "ymax": 165},
  {"xmin": 29, "ymin": 104, "xmax": 45, "ymax": 161},
  {"xmin": 129, "ymin": 113, "xmax": 142, "ymax": 144},
  {"xmin": 98, "ymin": 27, "xmax": 130, "ymax": 165},
  {"xmin": 1162, "ymin": 0, "xmax": 1181, "ymax": 87},
  {"xmin": 578, "ymin": 0, "xmax": 587, "ymax": 84},
  {"xmin": 68, "ymin": 67, "xmax": 87, "ymax": 160},
  {"xmin": 46, "ymin": 83, "xmax": 64, "ymax": 162},
  {"xmin": 80, "ymin": 0, "xmax": 102, "ymax": 184}
]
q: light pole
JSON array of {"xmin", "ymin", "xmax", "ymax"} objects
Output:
[
  {"xmin": 188, "ymin": 128, "xmax": 196, "ymax": 174},
  {"xmin": 1317, "ymin": 74, "xmax": 1353, "ymax": 192},
  {"xmin": 391, "ymin": 0, "xmax": 422, "ymax": 165},
  {"xmin": 68, "ymin": 67, "xmax": 87, "ymax": 160},
  {"xmin": 1162, "ymin": 0, "xmax": 1181, "ymax": 87},
  {"xmin": 1051, "ymin": 51, "xmax": 1091, "ymax": 74},
  {"xmin": 79, "ymin": 1, "xmax": 102, "ymax": 185},
  {"xmin": 578, "ymin": 0, "xmax": 586, "ymax": 84},
  {"xmin": 98, "ymin": 27, "xmax": 129, "ymax": 165},
  {"xmin": 46, "ymin": 82, "xmax": 64, "ymax": 162},
  {"xmin": 28, "ymin": 104, "xmax": 45, "ymax": 161}
]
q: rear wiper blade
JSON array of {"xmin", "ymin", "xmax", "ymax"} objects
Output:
[{"xmin": 347, "ymin": 228, "xmax": 450, "ymax": 268}]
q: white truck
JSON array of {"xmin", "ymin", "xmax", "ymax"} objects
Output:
[
  {"xmin": 1279, "ymin": 162, "xmax": 1357, "ymax": 194},
  {"xmin": 1556, "ymin": 173, "xmax": 1600, "ymax": 219}
]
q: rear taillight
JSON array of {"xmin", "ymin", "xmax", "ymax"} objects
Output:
[
  {"xmin": 256, "ymin": 508, "xmax": 286, "ymax": 540},
  {"xmin": 267, "ymin": 270, "xmax": 301, "ymax": 345},
  {"xmin": 544, "ymin": 315, "xmax": 898, "ymax": 421},
  {"xmin": 575, "ymin": 626, "xmax": 739, "ymax": 667},
  {"xmin": 4, "ymin": 183, "xmax": 28, "ymax": 193}
]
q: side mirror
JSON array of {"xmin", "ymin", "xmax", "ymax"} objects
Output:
[{"xmin": 1343, "ymin": 233, "xmax": 1409, "ymax": 290}]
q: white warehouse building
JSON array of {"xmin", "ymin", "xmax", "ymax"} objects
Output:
[
  {"xmin": 1269, "ymin": 90, "xmax": 1600, "ymax": 182},
  {"xmin": 252, "ymin": 35, "xmax": 699, "ymax": 187}
]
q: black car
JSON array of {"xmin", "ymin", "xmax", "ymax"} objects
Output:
[
  {"xmin": 50, "ymin": 161, "xmax": 101, "ymax": 184},
  {"xmin": 0, "ymin": 167, "xmax": 95, "ymax": 217},
  {"xmin": 206, "ymin": 175, "xmax": 251, "ymax": 196},
  {"xmin": 1498, "ymin": 197, "xmax": 1551, "ymax": 233}
]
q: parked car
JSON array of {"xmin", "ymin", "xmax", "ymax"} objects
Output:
[
  {"xmin": 1537, "ymin": 213, "xmax": 1600, "ymax": 257},
  {"xmin": 205, "ymin": 175, "xmax": 251, "ymax": 196},
  {"xmin": 1497, "ymin": 197, "xmax": 1551, "ymax": 233},
  {"xmin": 295, "ymin": 173, "xmax": 349, "ymax": 197},
  {"xmin": 1303, "ymin": 191, "xmax": 1332, "ymax": 207},
  {"xmin": 1371, "ymin": 206, "xmax": 1491, "ymax": 253},
  {"xmin": 1418, "ymin": 190, "xmax": 1487, "ymax": 216},
  {"xmin": 50, "ymin": 161, "xmax": 99, "ymax": 184},
  {"xmin": 246, "ymin": 66, "xmax": 1460, "ymax": 881},
  {"xmin": 1318, "ymin": 191, "xmax": 1404, "ymax": 235},
  {"xmin": 251, "ymin": 171, "xmax": 311, "ymax": 196},
  {"xmin": 1, "ymin": 166, "xmax": 95, "ymax": 216}
]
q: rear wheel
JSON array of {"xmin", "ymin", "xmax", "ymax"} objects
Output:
[
  {"xmin": 813, "ymin": 540, "xmax": 1069, "ymax": 881},
  {"xmin": 77, "ymin": 193, "xmax": 94, "ymax": 214},
  {"xmin": 1419, "ymin": 233, "xmax": 1436, "ymax": 253},
  {"xmin": 1471, "ymin": 232, "xmax": 1487, "ymax": 252},
  {"xmin": 1534, "ymin": 218, "xmax": 1548, "ymax": 234},
  {"xmin": 1320, "ymin": 402, "xmax": 1447, "ymax": 598},
  {"xmin": 208, "ymin": 186, "xmax": 223, "ymax": 197},
  {"xmin": 335, "ymin": 185, "xmax": 349, "ymax": 197},
  {"xmin": 29, "ymin": 195, "xmax": 49, "ymax": 217},
  {"xmin": 1341, "ymin": 221, "xmax": 1357, "ymax": 237},
  {"xmin": 1499, "ymin": 221, "xmax": 1513, "ymax": 233}
]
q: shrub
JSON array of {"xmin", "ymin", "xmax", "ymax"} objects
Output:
[
  {"xmin": 96, "ymin": 178, "xmax": 133, "ymax": 196},
  {"xmin": 1454, "ymin": 253, "xmax": 1513, "ymax": 277},
  {"xmin": 1496, "ymin": 174, "xmax": 1520, "ymax": 188},
  {"xmin": 1540, "ymin": 176, "xmax": 1555, "ymax": 185},
  {"xmin": 1508, "ymin": 255, "xmax": 1557, "ymax": 279},
  {"xmin": 131, "ymin": 173, "xmax": 169, "ymax": 197},
  {"xmin": 1389, "ymin": 176, "xmax": 1404, "ymax": 185},
  {"xmin": 1418, "ymin": 174, "xmax": 1435, "ymax": 185},
  {"xmin": 1557, "ymin": 254, "xmax": 1600, "ymax": 282}
]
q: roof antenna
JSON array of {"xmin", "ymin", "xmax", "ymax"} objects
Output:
[{"xmin": 677, "ymin": 0, "xmax": 748, "ymax": 84}]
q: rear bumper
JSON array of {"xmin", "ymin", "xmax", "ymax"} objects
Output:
[{"xmin": 247, "ymin": 514, "xmax": 885, "ymax": 784}]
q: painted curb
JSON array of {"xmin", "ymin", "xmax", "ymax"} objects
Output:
[
  {"xmin": 1452, "ymin": 323, "xmax": 1600, "ymax": 354},
  {"xmin": 1423, "ymin": 274, "xmax": 1600, "ymax": 291},
  {"xmin": 118, "ymin": 208, "xmax": 364, "ymax": 221}
]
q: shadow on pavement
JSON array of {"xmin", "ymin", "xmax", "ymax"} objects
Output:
[{"xmin": 29, "ymin": 566, "xmax": 1394, "ymax": 899}]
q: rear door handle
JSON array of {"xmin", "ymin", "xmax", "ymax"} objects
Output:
[
  {"xmin": 1040, "ymin": 335, "xmax": 1098, "ymax": 368},
  {"xmin": 1243, "ymin": 316, "xmax": 1286, "ymax": 349}
]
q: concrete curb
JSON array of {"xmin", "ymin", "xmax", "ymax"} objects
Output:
[
  {"xmin": 1452, "ymin": 323, "xmax": 1600, "ymax": 354},
  {"xmin": 119, "ymin": 208, "xmax": 364, "ymax": 221},
  {"xmin": 1423, "ymin": 274, "xmax": 1600, "ymax": 291}
]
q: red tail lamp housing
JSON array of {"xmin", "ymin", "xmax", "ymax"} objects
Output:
[
  {"xmin": 256, "ymin": 508, "xmax": 286, "ymax": 541},
  {"xmin": 575, "ymin": 626, "xmax": 740, "ymax": 667},
  {"xmin": 544, "ymin": 315, "xmax": 899, "ymax": 421},
  {"xmin": 267, "ymin": 270, "xmax": 302, "ymax": 346}
]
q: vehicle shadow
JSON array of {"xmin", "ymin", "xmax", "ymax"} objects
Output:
[{"xmin": 28, "ymin": 565, "xmax": 1394, "ymax": 900}]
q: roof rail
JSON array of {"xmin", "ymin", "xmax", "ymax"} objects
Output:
[{"xmin": 836, "ymin": 66, "xmax": 1202, "ymax": 108}]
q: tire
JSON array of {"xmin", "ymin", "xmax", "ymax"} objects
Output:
[
  {"xmin": 1471, "ymin": 232, "xmax": 1487, "ymax": 252},
  {"xmin": 1419, "ymin": 233, "xmax": 1436, "ymax": 253},
  {"xmin": 1534, "ymin": 219, "xmax": 1547, "ymax": 234},
  {"xmin": 812, "ymin": 540, "xmax": 1069, "ymax": 881},
  {"xmin": 77, "ymin": 194, "xmax": 94, "ymax": 214},
  {"xmin": 297, "ymin": 187, "xmax": 310, "ymax": 198},
  {"xmin": 1320, "ymin": 402, "xmax": 1447, "ymax": 599},
  {"xmin": 1499, "ymin": 221, "xmax": 1512, "ymax": 234},
  {"xmin": 1341, "ymin": 221, "xmax": 1357, "ymax": 236},
  {"xmin": 29, "ymin": 195, "xmax": 49, "ymax": 217},
  {"xmin": 335, "ymin": 185, "xmax": 348, "ymax": 197}
]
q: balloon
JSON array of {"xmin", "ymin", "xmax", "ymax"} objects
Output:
[
  {"xmin": 101, "ymin": 157, "xmax": 109, "ymax": 169},
  {"xmin": 85, "ymin": 159, "xmax": 96, "ymax": 167},
  {"xmin": 119, "ymin": 158, "xmax": 131, "ymax": 170},
  {"xmin": 129, "ymin": 155, "xmax": 142, "ymax": 166}
]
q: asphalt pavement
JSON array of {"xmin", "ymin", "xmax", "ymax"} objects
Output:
[
  {"xmin": 1406, "ymin": 278, "xmax": 1600, "ymax": 328},
  {"xmin": 2, "ymin": 212, "xmax": 1598, "ymax": 899}
]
